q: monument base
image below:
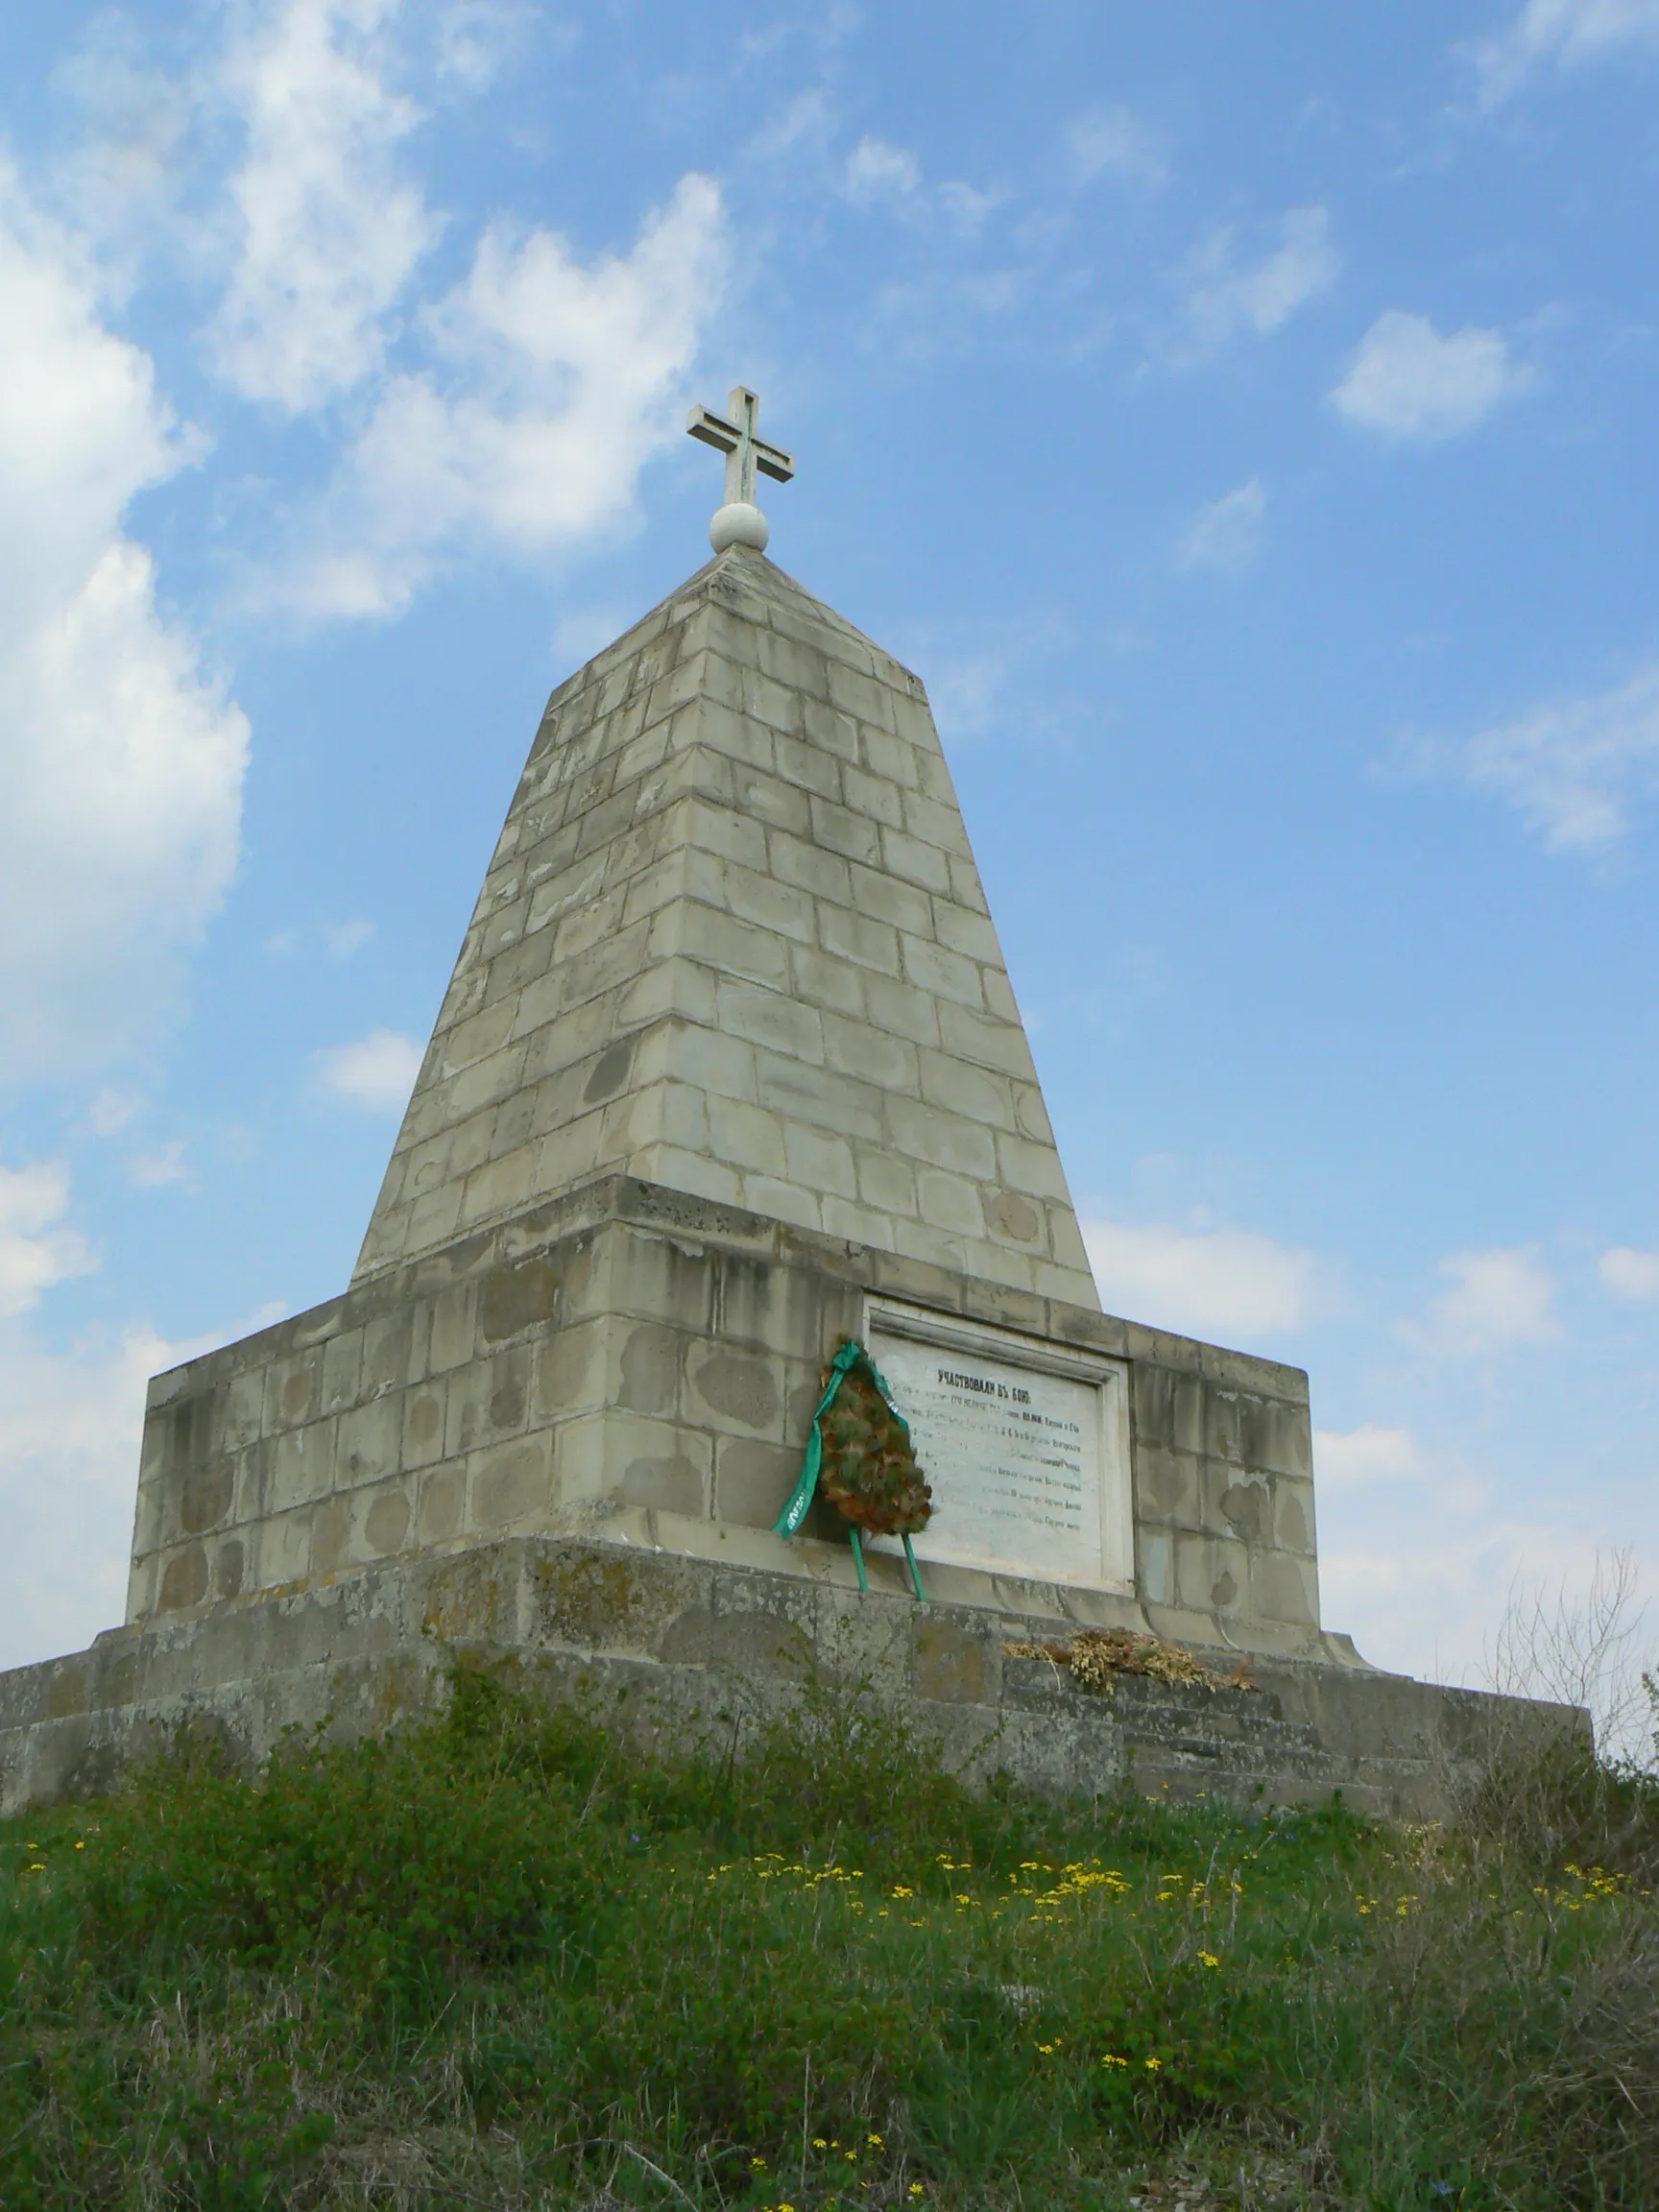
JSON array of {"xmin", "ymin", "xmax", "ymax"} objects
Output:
[
  {"xmin": 123, "ymin": 1174, "xmax": 1328, "ymax": 1661},
  {"xmin": 0, "ymin": 1534, "xmax": 1576, "ymax": 1820}
]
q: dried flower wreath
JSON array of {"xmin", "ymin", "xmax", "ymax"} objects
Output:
[{"xmin": 772, "ymin": 1338, "xmax": 932, "ymax": 1598}]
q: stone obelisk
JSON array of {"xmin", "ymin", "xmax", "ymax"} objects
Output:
[{"xmin": 8, "ymin": 385, "xmax": 1542, "ymax": 1830}]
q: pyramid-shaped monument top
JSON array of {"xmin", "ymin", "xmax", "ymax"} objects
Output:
[{"xmin": 353, "ymin": 391, "xmax": 1098, "ymax": 1310}]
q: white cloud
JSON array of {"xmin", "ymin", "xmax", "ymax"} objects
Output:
[
  {"xmin": 1473, "ymin": 0, "xmax": 1659, "ymax": 105},
  {"xmin": 0, "ymin": 1161, "xmax": 96, "ymax": 1318},
  {"xmin": 1082, "ymin": 1217, "xmax": 1319, "ymax": 1339},
  {"xmin": 1064, "ymin": 104, "xmax": 1167, "ymax": 190},
  {"xmin": 435, "ymin": 0, "xmax": 541, "ymax": 89},
  {"xmin": 0, "ymin": 1298, "xmax": 286, "ymax": 1670},
  {"xmin": 50, "ymin": 22, "xmax": 191, "ymax": 289},
  {"xmin": 839, "ymin": 138, "xmax": 998, "ymax": 236},
  {"xmin": 746, "ymin": 87, "xmax": 835, "ymax": 166},
  {"xmin": 265, "ymin": 171, "xmax": 726, "ymax": 618},
  {"xmin": 1314, "ymin": 1423, "xmax": 1423, "ymax": 1489},
  {"xmin": 1455, "ymin": 661, "xmax": 1659, "ymax": 850},
  {"xmin": 843, "ymin": 134, "xmax": 923, "ymax": 206},
  {"xmin": 128, "ymin": 1141, "xmax": 189, "ymax": 1189},
  {"xmin": 1319, "ymin": 1512, "xmax": 1654, "ymax": 1709},
  {"xmin": 1174, "ymin": 476, "xmax": 1268, "ymax": 574},
  {"xmin": 313, "ymin": 1025, "xmax": 422, "ymax": 1110},
  {"xmin": 1180, "ymin": 205, "xmax": 1338, "ymax": 349},
  {"xmin": 0, "ymin": 1321, "xmax": 171, "ymax": 1668},
  {"xmin": 325, "ymin": 917, "xmax": 375, "ymax": 957},
  {"xmin": 1333, "ymin": 310, "xmax": 1529, "ymax": 443},
  {"xmin": 934, "ymin": 180, "xmax": 1000, "ymax": 236},
  {"xmin": 88, "ymin": 1089, "xmax": 143, "ymax": 1138},
  {"xmin": 1601, "ymin": 1244, "xmax": 1659, "ymax": 1299},
  {"xmin": 207, "ymin": 0, "xmax": 439, "ymax": 413},
  {"xmin": 0, "ymin": 168, "xmax": 249, "ymax": 1083},
  {"xmin": 1401, "ymin": 1244, "xmax": 1559, "ymax": 1358}
]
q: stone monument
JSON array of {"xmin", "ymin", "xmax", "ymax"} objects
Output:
[{"xmin": 0, "ymin": 391, "xmax": 1571, "ymax": 1815}]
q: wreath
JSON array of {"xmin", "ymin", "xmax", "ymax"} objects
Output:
[{"xmin": 772, "ymin": 1338, "xmax": 931, "ymax": 1599}]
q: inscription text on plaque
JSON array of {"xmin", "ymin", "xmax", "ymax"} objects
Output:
[{"xmin": 864, "ymin": 1301, "xmax": 1133, "ymax": 1590}]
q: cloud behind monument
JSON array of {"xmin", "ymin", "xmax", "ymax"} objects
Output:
[
  {"xmin": 248, "ymin": 174, "xmax": 729, "ymax": 621},
  {"xmin": 1332, "ymin": 310, "xmax": 1530, "ymax": 443},
  {"xmin": 0, "ymin": 167, "xmax": 248, "ymax": 1085},
  {"xmin": 1080, "ymin": 1216, "xmax": 1322, "ymax": 1340}
]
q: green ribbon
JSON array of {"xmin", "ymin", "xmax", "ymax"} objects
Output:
[
  {"xmin": 772, "ymin": 1338, "xmax": 863, "ymax": 1537},
  {"xmin": 772, "ymin": 1337, "xmax": 927, "ymax": 1602}
]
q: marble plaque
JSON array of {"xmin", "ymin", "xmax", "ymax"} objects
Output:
[{"xmin": 864, "ymin": 1301, "xmax": 1132, "ymax": 1590}]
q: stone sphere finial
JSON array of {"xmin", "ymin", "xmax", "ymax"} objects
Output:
[{"xmin": 709, "ymin": 501, "xmax": 769, "ymax": 554}]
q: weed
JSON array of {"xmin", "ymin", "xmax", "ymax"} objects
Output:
[{"xmin": 1, "ymin": 1658, "xmax": 1655, "ymax": 2209}]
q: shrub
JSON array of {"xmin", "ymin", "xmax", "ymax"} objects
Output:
[{"xmin": 1, "ymin": 1657, "xmax": 1655, "ymax": 2210}]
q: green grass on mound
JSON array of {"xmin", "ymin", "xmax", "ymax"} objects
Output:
[{"xmin": 2, "ymin": 1661, "xmax": 1656, "ymax": 2211}]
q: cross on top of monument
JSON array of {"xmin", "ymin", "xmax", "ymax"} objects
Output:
[{"xmin": 686, "ymin": 385, "xmax": 793, "ymax": 557}]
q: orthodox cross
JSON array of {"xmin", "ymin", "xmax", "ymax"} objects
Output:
[{"xmin": 685, "ymin": 386, "xmax": 794, "ymax": 508}]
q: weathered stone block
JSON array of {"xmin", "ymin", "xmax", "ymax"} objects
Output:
[
  {"xmin": 417, "ymin": 1465, "xmax": 466, "ymax": 1547},
  {"xmin": 688, "ymin": 1345, "xmax": 784, "ymax": 1438},
  {"xmin": 1204, "ymin": 1464, "xmax": 1272, "ymax": 1547},
  {"xmin": 269, "ymin": 1419, "xmax": 337, "ymax": 1512},
  {"xmin": 643, "ymin": 1146, "xmax": 743, "ymax": 1207},
  {"xmin": 157, "ymin": 1543, "xmax": 209, "ymax": 1614},
  {"xmin": 265, "ymin": 1352, "xmax": 323, "ymax": 1436},
  {"xmin": 716, "ymin": 980, "xmax": 824, "ymax": 1064},
  {"xmin": 788, "ymin": 945, "xmax": 867, "ymax": 1020},
  {"xmin": 887, "ymin": 1098, "xmax": 997, "ymax": 1180},
  {"xmin": 1275, "ymin": 1478, "xmax": 1317, "ymax": 1556},
  {"xmin": 359, "ymin": 1482, "xmax": 414, "ymax": 1559},
  {"xmin": 1173, "ymin": 1530, "xmax": 1253, "ymax": 1616},
  {"xmin": 336, "ymin": 1395, "xmax": 403, "ymax": 1489},
  {"xmin": 478, "ymin": 1254, "xmax": 561, "ymax": 1343},
  {"xmin": 619, "ymin": 1452, "xmax": 707, "ymax": 1517},
  {"xmin": 1135, "ymin": 1444, "xmax": 1202, "ymax": 1528},
  {"xmin": 817, "ymin": 902, "xmax": 901, "ymax": 976},
  {"xmin": 469, "ymin": 1433, "xmax": 556, "ymax": 1534},
  {"xmin": 320, "ymin": 1329, "xmax": 364, "ymax": 1414},
  {"xmin": 712, "ymin": 1436, "xmax": 796, "ymax": 1528}
]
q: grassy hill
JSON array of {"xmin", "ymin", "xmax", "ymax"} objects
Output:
[{"xmin": 2, "ymin": 1660, "xmax": 1655, "ymax": 2211}]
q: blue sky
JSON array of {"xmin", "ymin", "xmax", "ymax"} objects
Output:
[{"xmin": 1, "ymin": 0, "xmax": 1656, "ymax": 1695}]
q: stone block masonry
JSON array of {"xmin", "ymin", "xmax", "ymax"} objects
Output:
[
  {"xmin": 0, "ymin": 532, "xmax": 1566, "ymax": 1815},
  {"xmin": 1, "ymin": 1532, "xmax": 1579, "ymax": 1823},
  {"xmin": 125, "ymin": 1175, "xmax": 1328, "ymax": 1665},
  {"xmin": 352, "ymin": 547, "xmax": 1098, "ymax": 1310}
]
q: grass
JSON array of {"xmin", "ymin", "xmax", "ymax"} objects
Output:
[{"xmin": 2, "ymin": 1658, "xmax": 1656, "ymax": 2211}]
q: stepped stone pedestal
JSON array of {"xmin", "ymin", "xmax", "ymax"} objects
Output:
[{"xmin": 0, "ymin": 546, "xmax": 1569, "ymax": 1816}]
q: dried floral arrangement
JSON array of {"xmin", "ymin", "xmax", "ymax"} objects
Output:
[
  {"xmin": 772, "ymin": 1338, "xmax": 932, "ymax": 1598},
  {"xmin": 1001, "ymin": 1627, "xmax": 1257, "ymax": 1695},
  {"xmin": 816, "ymin": 1358, "xmax": 932, "ymax": 1539}
]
